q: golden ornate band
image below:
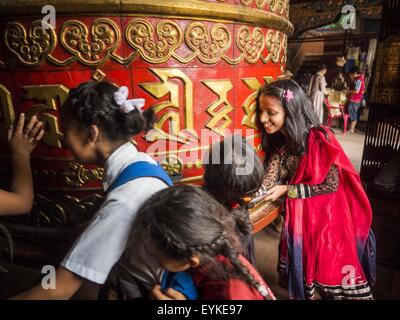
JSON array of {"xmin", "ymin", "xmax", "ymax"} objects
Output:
[
  {"xmin": 3, "ymin": 18, "xmax": 288, "ymax": 67},
  {"xmin": 0, "ymin": 0, "xmax": 293, "ymax": 35}
]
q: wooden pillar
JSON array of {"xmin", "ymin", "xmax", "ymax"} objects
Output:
[{"xmin": 360, "ymin": 0, "xmax": 400, "ymax": 190}]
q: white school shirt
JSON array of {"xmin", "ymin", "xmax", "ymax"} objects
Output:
[{"xmin": 61, "ymin": 141, "xmax": 168, "ymax": 284}]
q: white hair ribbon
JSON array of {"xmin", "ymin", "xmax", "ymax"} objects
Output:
[{"xmin": 113, "ymin": 86, "xmax": 145, "ymax": 113}]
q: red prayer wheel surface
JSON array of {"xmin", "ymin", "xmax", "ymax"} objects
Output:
[{"xmin": 0, "ymin": 0, "xmax": 292, "ymax": 266}]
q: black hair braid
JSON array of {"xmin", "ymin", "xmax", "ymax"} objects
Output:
[
  {"xmin": 157, "ymin": 224, "xmax": 228, "ymax": 259},
  {"xmin": 220, "ymin": 238, "xmax": 269, "ymax": 299},
  {"xmin": 231, "ymin": 207, "xmax": 253, "ymax": 237}
]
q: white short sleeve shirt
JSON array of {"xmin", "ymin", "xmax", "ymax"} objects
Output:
[{"xmin": 61, "ymin": 142, "xmax": 168, "ymax": 284}]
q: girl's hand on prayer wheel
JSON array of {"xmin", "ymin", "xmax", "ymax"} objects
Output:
[
  {"xmin": 263, "ymin": 185, "xmax": 288, "ymax": 202},
  {"xmin": 8, "ymin": 113, "xmax": 44, "ymax": 157}
]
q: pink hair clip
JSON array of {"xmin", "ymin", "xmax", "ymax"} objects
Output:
[{"xmin": 283, "ymin": 89, "xmax": 294, "ymax": 102}]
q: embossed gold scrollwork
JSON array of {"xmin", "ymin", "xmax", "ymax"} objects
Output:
[
  {"xmin": 240, "ymin": 0, "xmax": 253, "ymax": 6},
  {"xmin": 23, "ymin": 85, "xmax": 68, "ymax": 148},
  {"xmin": 268, "ymin": 0, "xmax": 286, "ymax": 14},
  {"xmin": 0, "ymin": 84, "xmax": 15, "ymax": 141},
  {"xmin": 241, "ymin": 77, "xmax": 274, "ymax": 129},
  {"xmin": 126, "ymin": 18, "xmax": 183, "ymax": 64},
  {"xmin": 32, "ymin": 193, "xmax": 103, "ymax": 227},
  {"xmin": 236, "ymin": 26, "xmax": 265, "ymax": 64},
  {"xmin": 60, "ymin": 18, "xmax": 121, "ymax": 66},
  {"xmin": 371, "ymin": 35, "xmax": 400, "ymax": 104},
  {"xmin": 4, "ymin": 20, "xmax": 57, "ymax": 67},
  {"xmin": 161, "ymin": 155, "xmax": 183, "ymax": 176},
  {"xmin": 263, "ymin": 30, "xmax": 281, "ymax": 64},
  {"xmin": 63, "ymin": 162, "xmax": 104, "ymax": 188},
  {"xmin": 277, "ymin": 0, "xmax": 285, "ymax": 15},
  {"xmin": 91, "ymin": 69, "xmax": 106, "ymax": 82},
  {"xmin": 202, "ymin": 79, "xmax": 233, "ymax": 136},
  {"xmin": 185, "ymin": 22, "xmax": 231, "ymax": 64},
  {"xmin": 256, "ymin": 0, "xmax": 268, "ymax": 9},
  {"xmin": 140, "ymin": 68, "xmax": 197, "ymax": 143},
  {"xmin": 285, "ymin": 0, "xmax": 289, "ymax": 19},
  {"xmin": 280, "ymin": 33, "xmax": 288, "ymax": 72}
]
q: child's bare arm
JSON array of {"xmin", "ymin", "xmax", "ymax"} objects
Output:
[
  {"xmin": 0, "ymin": 114, "xmax": 44, "ymax": 216},
  {"xmin": 11, "ymin": 267, "xmax": 84, "ymax": 300}
]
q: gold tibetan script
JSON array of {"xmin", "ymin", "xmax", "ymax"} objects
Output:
[
  {"xmin": 140, "ymin": 68, "xmax": 197, "ymax": 143},
  {"xmin": 241, "ymin": 76, "xmax": 274, "ymax": 129},
  {"xmin": 202, "ymin": 79, "xmax": 233, "ymax": 136},
  {"xmin": 23, "ymin": 85, "xmax": 68, "ymax": 148}
]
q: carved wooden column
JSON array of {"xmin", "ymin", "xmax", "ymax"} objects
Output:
[{"xmin": 360, "ymin": 0, "xmax": 400, "ymax": 189}]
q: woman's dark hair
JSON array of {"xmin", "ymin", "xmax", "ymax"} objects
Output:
[
  {"xmin": 203, "ymin": 135, "xmax": 263, "ymax": 237},
  {"xmin": 132, "ymin": 185, "xmax": 269, "ymax": 298},
  {"xmin": 256, "ymin": 79, "xmax": 322, "ymax": 163},
  {"xmin": 349, "ymin": 66, "xmax": 361, "ymax": 74},
  {"xmin": 318, "ymin": 64, "xmax": 328, "ymax": 71},
  {"xmin": 60, "ymin": 81, "xmax": 156, "ymax": 141}
]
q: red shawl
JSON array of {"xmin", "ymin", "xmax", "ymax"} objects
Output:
[{"xmin": 280, "ymin": 127, "xmax": 376, "ymax": 299}]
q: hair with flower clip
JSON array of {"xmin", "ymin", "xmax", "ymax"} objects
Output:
[
  {"xmin": 256, "ymin": 79, "xmax": 324, "ymax": 161},
  {"xmin": 282, "ymin": 88, "xmax": 294, "ymax": 103},
  {"xmin": 113, "ymin": 86, "xmax": 145, "ymax": 114},
  {"xmin": 60, "ymin": 81, "xmax": 156, "ymax": 141}
]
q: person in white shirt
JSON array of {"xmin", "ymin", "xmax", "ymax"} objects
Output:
[
  {"xmin": 307, "ymin": 64, "xmax": 328, "ymax": 124},
  {"xmin": 13, "ymin": 81, "xmax": 171, "ymax": 300}
]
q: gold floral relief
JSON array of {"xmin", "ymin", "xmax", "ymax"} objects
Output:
[
  {"xmin": 240, "ymin": 0, "xmax": 253, "ymax": 6},
  {"xmin": 237, "ymin": 26, "xmax": 265, "ymax": 64},
  {"xmin": 32, "ymin": 193, "xmax": 103, "ymax": 227},
  {"xmin": 280, "ymin": 33, "xmax": 287, "ymax": 72},
  {"xmin": 63, "ymin": 162, "xmax": 104, "ymax": 188},
  {"xmin": 3, "ymin": 17, "xmax": 290, "ymax": 67},
  {"xmin": 60, "ymin": 18, "xmax": 120, "ymax": 66},
  {"xmin": 185, "ymin": 22, "xmax": 231, "ymax": 64},
  {"xmin": 277, "ymin": 0, "xmax": 285, "ymax": 14},
  {"xmin": 5, "ymin": 20, "xmax": 56, "ymax": 67},
  {"xmin": 161, "ymin": 155, "xmax": 183, "ymax": 176},
  {"xmin": 285, "ymin": 0, "xmax": 290, "ymax": 20},
  {"xmin": 264, "ymin": 30, "xmax": 281, "ymax": 64},
  {"xmin": 256, "ymin": 0, "xmax": 268, "ymax": 9},
  {"xmin": 268, "ymin": 0, "xmax": 277, "ymax": 11},
  {"xmin": 126, "ymin": 18, "xmax": 183, "ymax": 64}
]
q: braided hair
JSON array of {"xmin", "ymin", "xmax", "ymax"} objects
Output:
[
  {"xmin": 60, "ymin": 81, "xmax": 155, "ymax": 141},
  {"xmin": 203, "ymin": 135, "xmax": 263, "ymax": 263},
  {"xmin": 132, "ymin": 185, "xmax": 269, "ymax": 299}
]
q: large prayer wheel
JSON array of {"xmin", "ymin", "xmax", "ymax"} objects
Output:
[{"xmin": 0, "ymin": 0, "xmax": 292, "ymax": 266}]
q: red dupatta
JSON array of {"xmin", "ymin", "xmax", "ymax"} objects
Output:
[{"xmin": 279, "ymin": 127, "xmax": 376, "ymax": 299}]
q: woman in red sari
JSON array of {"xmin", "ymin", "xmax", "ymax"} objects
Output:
[{"xmin": 256, "ymin": 79, "xmax": 376, "ymax": 299}]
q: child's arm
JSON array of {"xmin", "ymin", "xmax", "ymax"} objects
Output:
[
  {"xmin": 11, "ymin": 267, "xmax": 84, "ymax": 300},
  {"xmin": 0, "ymin": 114, "xmax": 44, "ymax": 216}
]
